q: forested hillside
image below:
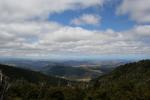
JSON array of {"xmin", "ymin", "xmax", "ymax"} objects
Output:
[
  {"xmin": 0, "ymin": 60, "xmax": 150, "ymax": 100},
  {"xmin": 0, "ymin": 64, "xmax": 69, "ymax": 85},
  {"xmin": 89, "ymin": 60, "xmax": 150, "ymax": 100}
]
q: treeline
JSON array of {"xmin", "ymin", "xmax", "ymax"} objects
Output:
[
  {"xmin": 6, "ymin": 81, "xmax": 87, "ymax": 100},
  {"xmin": 0, "ymin": 60, "xmax": 150, "ymax": 100},
  {"xmin": 89, "ymin": 60, "xmax": 150, "ymax": 100},
  {"xmin": 0, "ymin": 64, "xmax": 87, "ymax": 100}
]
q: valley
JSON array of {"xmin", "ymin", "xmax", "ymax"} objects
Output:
[
  {"xmin": 0, "ymin": 60, "xmax": 150, "ymax": 100},
  {"xmin": 0, "ymin": 59, "xmax": 130, "ymax": 81}
]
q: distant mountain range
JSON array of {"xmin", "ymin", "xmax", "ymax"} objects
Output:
[{"xmin": 0, "ymin": 58, "xmax": 131, "ymax": 81}]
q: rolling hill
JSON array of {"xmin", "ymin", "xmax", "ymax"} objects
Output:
[
  {"xmin": 41, "ymin": 65, "xmax": 103, "ymax": 81},
  {"xmin": 0, "ymin": 60, "xmax": 150, "ymax": 100},
  {"xmin": 0, "ymin": 59, "xmax": 129, "ymax": 82},
  {"xmin": 0, "ymin": 64, "xmax": 69, "ymax": 85}
]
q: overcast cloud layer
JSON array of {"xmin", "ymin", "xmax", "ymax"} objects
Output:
[{"xmin": 0, "ymin": 0, "xmax": 150, "ymax": 58}]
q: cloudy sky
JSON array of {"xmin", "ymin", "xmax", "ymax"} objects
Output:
[{"xmin": 0, "ymin": 0, "xmax": 150, "ymax": 59}]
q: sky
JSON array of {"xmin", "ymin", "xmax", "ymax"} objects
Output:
[{"xmin": 0, "ymin": 0, "xmax": 150, "ymax": 60}]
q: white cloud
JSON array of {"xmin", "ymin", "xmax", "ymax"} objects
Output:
[
  {"xmin": 130, "ymin": 25, "xmax": 150, "ymax": 37},
  {"xmin": 0, "ymin": 21, "xmax": 150, "ymax": 57},
  {"xmin": 0, "ymin": 0, "xmax": 149, "ymax": 58},
  {"xmin": 0, "ymin": 0, "xmax": 104, "ymax": 22},
  {"xmin": 71, "ymin": 14, "xmax": 101, "ymax": 25},
  {"xmin": 117, "ymin": 0, "xmax": 150, "ymax": 23}
]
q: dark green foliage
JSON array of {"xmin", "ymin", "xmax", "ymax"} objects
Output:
[
  {"xmin": 0, "ymin": 60, "xmax": 150, "ymax": 100},
  {"xmin": 5, "ymin": 82, "xmax": 87, "ymax": 100},
  {"xmin": 0, "ymin": 64, "xmax": 69, "ymax": 85},
  {"xmin": 89, "ymin": 60, "xmax": 150, "ymax": 100}
]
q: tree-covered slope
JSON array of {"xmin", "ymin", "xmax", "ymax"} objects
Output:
[
  {"xmin": 0, "ymin": 64, "xmax": 68, "ymax": 85},
  {"xmin": 89, "ymin": 60, "xmax": 150, "ymax": 100},
  {"xmin": 1, "ymin": 60, "xmax": 150, "ymax": 100}
]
